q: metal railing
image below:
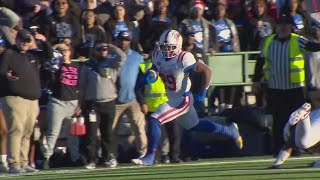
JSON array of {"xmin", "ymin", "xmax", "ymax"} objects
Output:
[{"xmin": 206, "ymin": 51, "xmax": 260, "ymax": 86}]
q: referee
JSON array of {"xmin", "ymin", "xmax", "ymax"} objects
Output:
[{"xmin": 253, "ymin": 14, "xmax": 320, "ymax": 155}]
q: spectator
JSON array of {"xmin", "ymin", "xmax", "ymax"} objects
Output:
[
  {"xmin": 246, "ymin": 0, "xmax": 275, "ymax": 108},
  {"xmin": 41, "ymin": 43, "xmax": 82, "ymax": 169},
  {"xmin": 212, "ymin": 3, "xmax": 240, "ymax": 53},
  {"xmin": 211, "ymin": 3, "xmax": 240, "ymax": 113},
  {"xmin": 0, "ymin": 29, "xmax": 51, "ymax": 173},
  {"xmin": 228, "ymin": 1, "xmax": 248, "ymax": 51},
  {"xmin": 253, "ymin": 14, "xmax": 320, "ymax": 155},
  {"xmin": 16, "ymin": 0, "xmax": 48, "ymax": 29},
  {"xmin": 79, "ymin": 0, "xmax": 97, "ymax": 10},
  {"xmin": 77, "ymin": 9, "xmax": 110, "ymax": 59},
  {"xmin": 78, "ymin": 42, "xmax": 126, "ymax": 169},
  {"xmin": 42, "ymin": 0, "xmax": 82, "ymax": 50},
  {"xmin": 140, "ymin": 0, "xmax": 177, "ymax": 53},
  {"xmin": 305, "ymin": 24, "xmax": 320, "ymax": 109},
  {"xmin": 103, "ymin": 2, "xmax": 135, "ymax": 42},
  {"xmin": 0, "ymin": 6, "xmax": 20, "ymax": 46},
  {"xmin": 181, "ymin": 0, "xmax": 215, "ymax": 54},
  {"xmin": 0, "ymin": 34, "xmax": 8, "ymax": 169},
  {"xmin": 0, "ymin": 0, "xmax": 16, "ymax": 10},
  {"xmin": 94, "ymin": 0, "xmax": 113, "ymax": 24},
  {"xmin": 0, "ymin": 102, "xmax": 8, "ymax": 173},
  {"xmin": 170, "ymin": 0, "xmax": 193, "ymax": 23},
  {"xmin": 282, "ymin": 0, "xmax": 306, "ymax": 35},
  {"xmin": 107, "ymin": 31, "xmax": 147, "ymax": 167},
  {"xmin": 246, "ymin": 0, "xmax": 275, "ymax": 51}
]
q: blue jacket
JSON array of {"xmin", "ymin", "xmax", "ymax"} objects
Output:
[{"xmin": 118, "ymin": 49, "xmax": 143, "ymax": 103}]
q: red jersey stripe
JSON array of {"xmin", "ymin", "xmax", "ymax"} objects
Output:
[
  {"xmin": 156, "ymin": 96, "xmax": 188, "ymax": 121},
  {"xmin": 160, "ymin": 96, "xmax": 191, "ymax": 124}
]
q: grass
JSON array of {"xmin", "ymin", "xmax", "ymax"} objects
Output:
[{"xmin": 1, "ymin": 156, "xmax": 320, "ymax": 180}]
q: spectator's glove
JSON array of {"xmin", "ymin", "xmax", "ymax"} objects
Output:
[{"xmin": 140, "ymin": 69, "xmax": 158, "ymax": 86}]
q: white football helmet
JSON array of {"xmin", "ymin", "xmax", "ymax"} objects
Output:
[{"xmin": 158, "ymin": 29, "xmax": 183, "ymax": 59}]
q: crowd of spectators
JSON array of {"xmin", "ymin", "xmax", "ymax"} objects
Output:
[{"xmin": 0, "ymin": 0, "xmax": 318, "ymax": 174}]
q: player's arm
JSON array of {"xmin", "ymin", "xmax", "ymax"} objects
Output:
[
  {"xmin": 193, "ymin": 62, "xmax": 212, "ymax": 90},
  {"xmin": 183, "ymin": 52, "xmax": 212, "ymax": 103},
  {"xmin": 183, "ymin": 52, "xmax": 212, "ymax": 90},
  {"xmin": 141, "ymin": 64, "xmax": 158, "ymax": 85},
  {"xmin": 140, "ymin": 50, "xmax": 161, "ymax": 86}
]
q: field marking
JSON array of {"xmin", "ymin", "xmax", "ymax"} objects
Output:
[{"xmin": 1, "ymin": 156, "xmax": 320, "ymax": 178}]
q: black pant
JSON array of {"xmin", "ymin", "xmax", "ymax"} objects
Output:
[
  {"xmin": 267, "ymin": 88, "xmax": 305, "ymax": 154},
  {"xmin": 215, "ymin": 86, "xmax": 237, "ymax": 105},
  {"xmin": 81, "ymin": 100, "xmax": 116, "ymax": 163}
]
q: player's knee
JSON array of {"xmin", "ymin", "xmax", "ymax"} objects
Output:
[
  {"xmin": 296, "ymin": 137, "xmax": 313, "ymax": 149},
  {"xmin": 150, "ymin": 116, "xmax": 162, "ymax": 125}
]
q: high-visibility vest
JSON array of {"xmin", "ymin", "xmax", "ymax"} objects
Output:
[
  {"xmin": 263, "ymin": 33, "xmax": 305, "ymax": 83},
  {"xmin": 139, "ymin": 60, "xmax": 168, "ymax": 112}
]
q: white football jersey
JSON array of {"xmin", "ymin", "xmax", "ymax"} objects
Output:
[{"xmin": 152, "ymin": 50, "xmax": 196, "ymax": 99}]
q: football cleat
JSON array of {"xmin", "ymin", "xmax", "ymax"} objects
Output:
[
  {"xmin": 230, "ymin": 123, "xmax": 243, "ymax": 149},
  {"xmin": 132, "ymin": 154, "xmax": 155, "ymax": 166},
  {"xmin": 267, "ymin": 165, "xmax": 282, "ymax": 169},
  {"xmin": 288, "ymin": 103, "xmax": 311, "ymax": 126},
  {"xmin": 312, "ymin": 160, "xmax": 320, "ymax": 168}
]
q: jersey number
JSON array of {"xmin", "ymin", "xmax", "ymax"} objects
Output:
[{"xmin": 159, "ymin": 73, "xmax": 176, "ymax": 91}]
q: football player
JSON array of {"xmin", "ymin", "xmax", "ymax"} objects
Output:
[
  {"xmin": 271, "ymin": 102, "xmax": 320, "ymax": 168},
  {"xmin": 132, "ymin": 30, "xmax": 243, "ymax": 166}
]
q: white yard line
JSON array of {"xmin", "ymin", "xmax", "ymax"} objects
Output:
[{"xmin": 1, "ymin": 156, "xmax": 320, "ymax": 178}]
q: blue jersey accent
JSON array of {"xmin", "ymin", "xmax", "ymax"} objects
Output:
[
  {"xmin": 151, "ymin": 17, "xmax": 171, "ymax": 23},
  {"xmin": 191, "ymin": 20, "xmax": 204, "ymax": 50},
  {"xmin": 214, "ymin": 19, "xmax": 232, "ymax": 52},
  {"xmin": 293, "ymin": 14, "xmax": 304, "ymax": 34},
  {"xmin": 112, "ymin": 21, "xmax": 128, "ymax": 41},
  {"xmin": 184, "ymin": 63, "xmax": 196, "ymax": 73}
]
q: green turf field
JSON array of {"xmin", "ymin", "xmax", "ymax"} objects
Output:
[{"xmin": 1, "ymin": 156, "xmax": 320, "ymax": 180}]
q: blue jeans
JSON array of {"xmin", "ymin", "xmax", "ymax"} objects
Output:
[{"xmin": 43, "ymin": 97, "xmax": 79, "ymax": 161}]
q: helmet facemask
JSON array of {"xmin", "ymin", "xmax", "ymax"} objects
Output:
[
  {"xmin": 159, "ymin": 43, "xmax": 178, "ymax": 59},
  {"xmin": 158, "ymin": 30, "xmax": 183, "ymax": 59}
]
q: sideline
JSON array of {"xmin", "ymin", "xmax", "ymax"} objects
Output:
[{"xmin": 1, "ymin": 156, "xmax": 320, "ymax": 178}]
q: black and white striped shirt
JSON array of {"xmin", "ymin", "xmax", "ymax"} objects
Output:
[{"xmin": 260, "ymin": 36, "xmax": 309, "ymax": 90}]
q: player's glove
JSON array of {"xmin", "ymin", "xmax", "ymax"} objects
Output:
[
  {"xmin": 140, "ymin": 69, "xmax": 158, "ymax": 86},
  {"xmin": 194, "ymin": 89, "xmax": 207, "ymax": 104}
]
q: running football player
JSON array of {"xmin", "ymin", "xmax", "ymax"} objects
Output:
[{"xmin": 132, "ymin": 30, "xmax": 243, "ymax": 166}]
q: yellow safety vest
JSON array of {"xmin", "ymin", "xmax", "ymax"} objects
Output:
[
  {"xmin": 263, "ymin": 33, "xmax": 305, "ymax": 83},
  {"xmin": 139, "ymin": 60, "xmax": 168, "ymax": 112}
]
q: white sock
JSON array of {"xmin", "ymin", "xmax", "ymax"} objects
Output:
[
  {"xmin": 226, "ymin": 104, "xmax": 233, "ymax": 109},
  {"xmin": 0, "ymin": 154, "xmax": 7, "ymax": 166},
  {"xmin": 219, "ymin": 103, "xmax": 225, "ymax": 112},
  {"xmin": 273, "ymin": 150, "xmax": 291, "ymax": 166}
]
